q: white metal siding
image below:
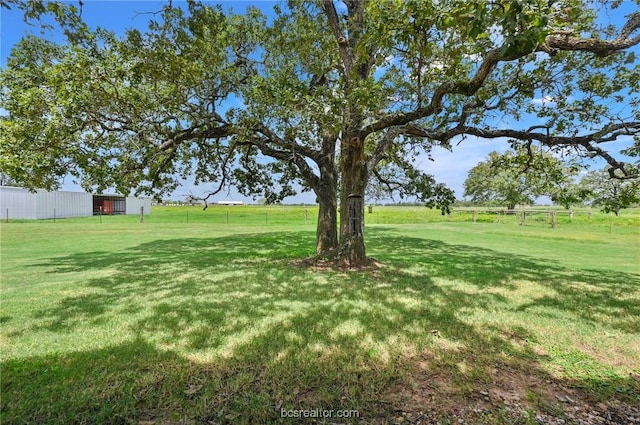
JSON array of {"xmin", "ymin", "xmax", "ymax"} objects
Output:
[
  {"xmin": 0, "ymin": 187, "xmax": 37, "ymax": 219},
  {"xmin": 35, "ymin": 190, "xmax": 56, "ymax": 219},
  {"xmin": 125, "ymin": 196, "xmax": 152, "ymax": 215},
  {"xmin": 35, "ymin": 190, "xmax": 92, "ymax": 219},
  {"xmin": 0, "ymin": 187, "xmax": 147, "ymax": 219}
]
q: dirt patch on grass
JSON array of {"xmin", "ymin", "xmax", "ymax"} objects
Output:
[
  {"xmin": 575, "ymin": 342, "xmax": 634, "ymax": 369},
  {"xmin": 376, "ymin": 353, "xmax": 640, "ymax": 425}
]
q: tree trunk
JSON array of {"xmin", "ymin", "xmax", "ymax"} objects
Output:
[
  {"xmin": 314, "ymin": 136, "xmax": 340, "ymax": 256},
  {"xmin": 315, "ymin": 188, "xmax": 338, "ymax": 256},
  {"xmin": 339, "ymin": 134, "xmax": 368, "ymax": 266}
]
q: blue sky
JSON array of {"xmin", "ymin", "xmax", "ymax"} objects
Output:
[{"xmin": 1, "ymin": 1, "xmax": 637, "ymax": 203}]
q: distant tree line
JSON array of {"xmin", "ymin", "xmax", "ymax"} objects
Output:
[{"xmin": 463, "ymin": 148, "xmax": 640, "ymax": 215}]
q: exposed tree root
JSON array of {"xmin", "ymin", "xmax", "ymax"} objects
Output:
[{"xmin": 289, "ymin": 253, "xmax": 384, "ymax": 272}]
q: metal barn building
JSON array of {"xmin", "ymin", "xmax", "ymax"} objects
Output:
[{"xmin": 0, "ymin": 187, "xmax": 152, "ymax": 220}]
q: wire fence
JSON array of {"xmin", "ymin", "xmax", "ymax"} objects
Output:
[
  {"xmin": 367, "ymin": 206, "xmax": 640, "ymax": 235},
  {"xmin": 397, "ymin": 208, "xmax": 586, "ymax": 228},
  {"xmin": 2, "ymin": 205, "xmax": 637, "ymax": 234}
]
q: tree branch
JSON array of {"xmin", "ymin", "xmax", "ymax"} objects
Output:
[
  {"xmin": 542, "ymin": 12, "xmax": 640, "ymax": 56},
  {"xmin": 406, "ymin": 121, "xmax": 640, "ymax": 178},
  {"xmin": 200, "ymin": 148, "xmax": 234, "ymax": 211},
  {"xmin": 249, "ymin": 137, "xmax": 323, "ymax": 190},
  {"xmin": 251, "ymin": 123, "xmax": 322, "ymax": 162},
  {"xmin": 367, "ymin": 126, "xmax": 402, "ymax": 170},
  {"xmin": 321, "ymin": 0, "xmax": 352, "ymax": 79},
  {"xmin": 157, "ymin": 123, "xmax": 233, "ymax": 151},
  {"xmin": 361, "ymin": 12, "xmax": 640, "ymax": 140}
]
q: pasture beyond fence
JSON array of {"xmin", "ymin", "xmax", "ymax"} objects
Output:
[
  {"xmin": 2, "ymin": 205, "xmax": 638, "ymax": 235},
  {"xmin": 369, "ymin": 206, "xmax": 637, "ymax": 232}
]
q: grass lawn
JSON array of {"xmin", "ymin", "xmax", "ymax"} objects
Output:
[{"xmin": 1, "ymin": 206, "xmax": 639, "ymax": 424}]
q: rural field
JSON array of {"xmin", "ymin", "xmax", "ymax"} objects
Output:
[{"xmin": 1, "ymin": 205, "xmax": 639, "ymax": 424}]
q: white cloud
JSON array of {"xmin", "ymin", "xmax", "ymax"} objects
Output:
[{"xmin": 530, "ymin": 96, "xmax": 557, "ymax": 107}]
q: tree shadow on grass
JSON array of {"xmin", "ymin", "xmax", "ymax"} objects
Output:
[
  {"xmin": 367, "ymin": 228, "xmax": 640, "ymax": 333},
  {"xmin": 3, "ymin": 228, "xmax": 639, "ymax": 424}
]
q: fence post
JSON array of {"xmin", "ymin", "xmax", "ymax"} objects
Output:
[
  {"xmin": 588, "ymin": 210, "xmax": 592, "ymax": 220},
  {"xmin": 569, "ymin": 210, "xmax": 574, "ymax": 220},
  {"xmin": 520, "ymin": 208, "xmax": 525, "ymax": 226},
  {"xmin": 140, "ymin": 206, "xmax": 144, "ymax": 223},
  {"xmin": 497, "ymin": 210, "xmax": 501, "ymax": 223},
  {"xmin": 304, "ymin": 208, "xmax": 308, "ymax": 224},
  {"xmin": 99, "ymin": 206, "xmax": 103, "ymax": 224},
  {"xmin": 53, "ymin": 208, "xmax": 56, "ymax": 223},
  {"xmin": 226, "ymin": 210, "xmax": 229, "ymax": 224},
  {"xmin": 609, "ymin": 212, "xmax": 613, "ymax": 234},
  {"xmin": 551, "ymin": 211, "xmax": 557, "ymax": 229},
  {"xmin": 5, "ymin": 208, "xmax": 8, "ymax": 223},
  {"xmin": 472, "ymin": 210, "xmax": 477, "ymax": 223}
]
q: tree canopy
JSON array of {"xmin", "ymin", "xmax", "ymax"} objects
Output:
[
  {"xmin": 1, "ymin": 0, "xmax": 639, "ymax": 265},
  {"xmin": 579, "ymin": 166, "xmax": 640, "ymax": 215},
  {"xmin": 463, "ymin": 146, "xmax": 584, "ymax": 209}
]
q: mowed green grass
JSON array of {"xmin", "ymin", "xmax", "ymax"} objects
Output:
[{"xmin": 1, "ymin": 206, "xmax": 639, "ymax": 424}]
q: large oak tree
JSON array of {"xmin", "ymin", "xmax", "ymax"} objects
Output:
[
  {"xmin": 1, "ymin": 0, "xmax": 639, "ymax": 265},
  {"xmin": 463, "ymin": 146, "xmax": 585, "ymax": 209},
  {"xmin": 580, "ymin": 166, "xmax": 640, "ymax": 215}
]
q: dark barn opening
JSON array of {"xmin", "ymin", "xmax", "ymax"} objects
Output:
[{"xmin": 93, "ymin": 195, "xmax": 126, "ymax": 215}]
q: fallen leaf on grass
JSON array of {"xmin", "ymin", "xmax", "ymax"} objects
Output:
[{"xmin": 185, "ymin": 384, "xmax": 203, "ymax": 397}]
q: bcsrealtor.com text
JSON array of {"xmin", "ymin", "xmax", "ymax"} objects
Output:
[{"xmin": 280, "ymin": 408, "xmax": 360, "ymax": 419}]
